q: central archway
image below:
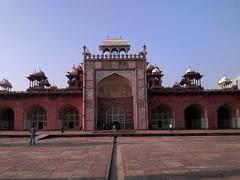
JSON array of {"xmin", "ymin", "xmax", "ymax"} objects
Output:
[
  {"xmin": 106, "ymin": 107, "xmax": 125, "ymax": 129},
  {"xmin": 184, "ymin": 104, "xmax": 208, "ymax": 129},
  {"xmin": 96, "ymin": 73, "xmax": 133, "ymax": 130}
]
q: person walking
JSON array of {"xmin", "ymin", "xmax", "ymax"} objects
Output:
[{"xmin": 29, "ymin": 125, "xmax": 37, "ymax": 145}]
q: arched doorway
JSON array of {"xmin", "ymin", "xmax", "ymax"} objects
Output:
[
  {"xmin": 96, "ymin": 74, "xmax": 133, "ymax": 130},
  {"xmin": 25, "ymin": 106, "xmax": 47, "ymax": 130},
  {"xmin": 58, "ymin": 106, "xmax": 79, "ymax": 130},
  {"xmin": 151, "ymin": 105, "xmax": 174, "ymax": 129},
  {"xmin": 218, "ymin": 104, "xmax": 240, "ymax": 128},
  {"xmin": 185, "ymin": 104, "xmax": 207, "ymax": 129},
  {"xmin": 0, "ymin": 107, "xmax": 14, "ymax": 130}
]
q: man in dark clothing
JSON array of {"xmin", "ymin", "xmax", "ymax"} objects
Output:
[{"xmin": 29, "ymin": 125, "xmax": 37, "ymax": 145}]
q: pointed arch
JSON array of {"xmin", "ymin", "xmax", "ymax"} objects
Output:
[
  {"xmin": 58, "ymin": 104, "xmax": 79, "ymax": 130},
  {"xmin": 25, "ymin": 105, "xmax": 47, "ymax": 130},
  {"xmin": 184, "ymin": 103, "xmax": 208, "ymax": 129},
  {"xmin": 0, "ymin": 106, "xmax": 14, "ymax": 130},
  {"xmin": 97, "ymin": 73, "xmax": 132, "ymax": 98},
  {"xmin": 217, "ymin": 104, "xmax": 240, "ymax": 128},
  {"xmin": 151, "ymin": 104, "xmax": 175, "ymax": 129},
  {"xmin": 96, "ymin": 73, "xmax": 133, "ymax": 130}
]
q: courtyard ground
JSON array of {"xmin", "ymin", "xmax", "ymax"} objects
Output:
[{"xmin": 0, "ymin": 132, "xmax": 240, "ymax": 179}]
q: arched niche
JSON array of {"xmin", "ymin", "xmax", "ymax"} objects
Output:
[
  {"xmin": 58, "ymin": 105, "xmax": 80, "ymax": 130},
  {"xmin": 25, "ymin": 105, "xmax": 47, "ymax": 130},
  {"xmin": 0, "ymin": 106, "xmax": 14, "ymax": 130},
  {"xmin": 184, "ymin": 104, "xmax": 208, "ymax": 129},
  {"xmin": 217, "ymin": 104, "xmax": 240, "ymax": 128},
  {"xmin": 151, "ymin": 105, "xmax": 175, "ymax": 129}
]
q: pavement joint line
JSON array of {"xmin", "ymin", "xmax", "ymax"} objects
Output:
[{"xmin": 108, "ymin": 135, "xmax": 118, "ymax": 180}]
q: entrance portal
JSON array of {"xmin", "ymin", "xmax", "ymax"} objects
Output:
[
  {"xmin": 96, "ymin": 74, "xmax": 133, "ymax": 130},
  {"xmin": 105, "ymin": 107, "xmax": 125, "ymax": 129}
]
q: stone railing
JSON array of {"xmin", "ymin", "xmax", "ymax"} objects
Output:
[{"xmin": 84, "ymin": 54, "xmax": 145, "ymax": 60}]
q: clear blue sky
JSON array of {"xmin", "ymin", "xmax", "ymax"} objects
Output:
[{"xmin": 0, "ymin": 0, "xmax": 240, "ymax": 90}]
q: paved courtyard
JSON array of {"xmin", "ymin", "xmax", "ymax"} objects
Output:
[
  {"xmin": 118, "ymin": 136, "xmax": 240, "ymax": 180},
  {"xmin": 0, "ymin": 135, "xmax": 240, "ymax": 179},
  {"xmin": 0, "ymin": 137, "xmax": 113, "ymax": 180}
]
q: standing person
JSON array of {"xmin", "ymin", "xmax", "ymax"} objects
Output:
[
  {"xmin": 61, "ymin": 126, "xmax": 64, "ymax": 133},
  {"xmin": 169, "ymin": 123, "xmax": 173, "ymax": 131},
  {"xmin": 29, "ymin": 125, "xmax": 37, "ymax": 145}
]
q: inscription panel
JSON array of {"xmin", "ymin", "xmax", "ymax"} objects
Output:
[
  {"xmin": 86, "ymin": 70, "xmax": 94, "ymax": 80},
  {"xmin": 95, "ymin": 61, "xmax": 102, "ymax": 69},
  {"xmin": 128, "ymin": 61, "xmax": 136, "ymax": 69},
  {"xmin": 137, "ymin": 69, "xmax": 145, "ymax": 80},
  {"xmin": 137, "ymin": 88, "xmax": 145, "ymax": 99},
  {"xmin": 137, "ymin": 80, "xmax": 145, "ymax": 88},
  {"xmin": 111, "ymin": 61, "xmax": 119, "ymax": 69},
  {"xmin": 86, "ymin": 80, "xmax": 94, "ymax": 88},
  {"xmin": 86, "ymin": 89, "xmax": 94, "ymax": 100}
]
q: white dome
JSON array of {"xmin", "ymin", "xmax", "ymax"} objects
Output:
[
  {"xmin": 146, "ymin": 63, "xmax": 155, "ymax": 71},
  {"xmin": 68, "ymin": 67, "xmax": 78, "ymax": 75},
  {"xmin": 185, "ymin": 67, "xmax": 195, "ymax": 74},
  {"xmin": 0, "ymin": 79, "xmax": 12, "ymax": 88},
  {"xmin": 32, "ymin": 68, "xmax": 45, "ymax": 76},
  {"xmin": 152, "ymin": 67, "xmax": 161, "ymax": 75},
  {"xmin": 218, "ymin": 76, "xmax": 232, "ymax": 85},
  {"xmin": 75, "ymin": 63, "xmax": 83, "ymax": 71}
]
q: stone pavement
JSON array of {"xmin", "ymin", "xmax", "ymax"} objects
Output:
[
  {"xmin": 0, "ymin": 136, "xmax": 240, "ymax": 179},
  {"xmin": 0, "ymin": 137, "xmax": 113, "ymax": 179},
  {"xmin": 118, "ymin": 136, "xmax": 240, "ymax": 180}
]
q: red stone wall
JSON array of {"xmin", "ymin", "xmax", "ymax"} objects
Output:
[
  {"xmin": 148, "ymin": 95, "xmax": 240, "ymax": 129},
  {"xmin": 0, "ymin": 96, "xmax": 83, "ymax": 130}
]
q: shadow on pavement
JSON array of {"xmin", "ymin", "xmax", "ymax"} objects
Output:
[{"xmin": 126, "ymin": 168, "xmax": 240, "ymax": 180}]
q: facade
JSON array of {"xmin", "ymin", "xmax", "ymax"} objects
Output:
[{"xmin": 0, "ymin": 38, "xmax": 240, "ymax": 131}]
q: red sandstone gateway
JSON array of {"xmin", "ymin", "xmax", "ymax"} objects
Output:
[{"xmin": 0, "ymin": 38, "xmax": 240, "ymax": 131}]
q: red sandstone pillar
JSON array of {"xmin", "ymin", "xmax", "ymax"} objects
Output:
[
  {"xmin": 207, "ymin": 106, "xmax": 218, "ymax": 129},
  {"xmin": 79, "ymin": 106, "xmax": 83, "ymax": 129},
  {"xmin": 47, "ymin": 106, "xmax": 57, "ymax": 130},
  {"xmin": 175, "ymin": 106, "xmax": 185, "ymax": 129},
  {"xmin": 14, "ymin": 103, "xmax": 24, "ymax": 130}
]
